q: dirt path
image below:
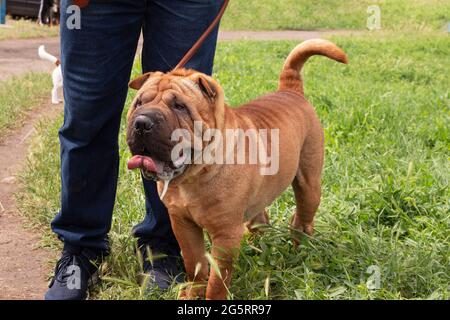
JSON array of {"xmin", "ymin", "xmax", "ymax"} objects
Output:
[{"xmin": 0, "ymin": 100, "xmax": 61, "ymax": 300}]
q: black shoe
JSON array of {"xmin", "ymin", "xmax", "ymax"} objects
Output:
[
  {"xmin": 139, "ymin": 243, "xmax": 185, "ymax": 291},
  {"xmin": 45, "ymin": 246, "xmax": 101, "ymax": 300}
]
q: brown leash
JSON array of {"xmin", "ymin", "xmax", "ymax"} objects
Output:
[{"xmin": 174, "ymin": 0, "xmax": 229, "ymax": 70}]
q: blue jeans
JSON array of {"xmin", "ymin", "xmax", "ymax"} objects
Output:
[{"xmin": 51, "ymin": 0, "xmax": 222, "ymax": 254}]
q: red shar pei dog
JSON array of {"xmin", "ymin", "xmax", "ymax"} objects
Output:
[{"xmin": 126, "ymin": 39, "xmax": 348, "ymax": 299}]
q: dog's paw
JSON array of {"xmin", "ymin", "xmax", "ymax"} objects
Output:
[
  {"xmin": 178, "ymin": 290, "xmax": 189, "ymax": 300},
  {"xmin": 245, "ymin": 210, "xmax": 270, "ymax": 234},
  {"xmin": 178, "ymin": 284, "xmax": 206, "ymax": 300},
  {"xmin": 291, "ymin": 215, "xmax": 314, "ymax": 244},
  {"xmin": 178, "ymin": 290, "xmax": 201, "ymax": 300}
]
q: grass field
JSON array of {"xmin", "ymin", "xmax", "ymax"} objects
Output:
[
  {"xmin": 0, "ymin": 73, "xmax": 50, "ymax": 138},
  {"xmin": 18, "ymin": 30, "xmax": 449, "ymax": 299},
  {"xmin": 0, "ymin": 16, "xmax": 59, "ymax": 40},
  {"xmin": 221, "ymin": 0, "xmax": 450, "ymax": 31}
]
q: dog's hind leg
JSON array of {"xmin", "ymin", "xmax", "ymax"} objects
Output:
[{"xmin": 290, "ymin": 125, "xmax": 324, "ymax": 242}]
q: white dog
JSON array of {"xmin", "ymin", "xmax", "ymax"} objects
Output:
[{"xmin": 38, "ymin": 45, "xmax": 63, "ymax": 104}]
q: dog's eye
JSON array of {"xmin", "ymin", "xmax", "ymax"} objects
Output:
[
  {"xmin": 173, "ymin": 102, "xmax": 186, "ymax": 111},
  {"xmin": 135, "ymin": 98, "xmax": 142, "ymax": 109}
]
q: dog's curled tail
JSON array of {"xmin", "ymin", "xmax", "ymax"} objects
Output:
[
  {"xmin": 278, "ymin": 39, "xmax": 348, "ymax": 94},
  {"xmin": 38, "ymin": 45, "xmax": 60, "ymax": 66}
]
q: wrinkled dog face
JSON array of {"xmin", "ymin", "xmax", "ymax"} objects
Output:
[{"xmin": 126, "ymin": 69, "xmax": 224, "ymax": 182}]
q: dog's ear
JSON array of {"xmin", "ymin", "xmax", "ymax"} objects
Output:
[
  {"xmin": 197, "ymin": 75, "xmax": 217, "ymax": 101},
  {"xmin": 129, "ymin": 72, "xmax": 153, "ymax": 90}
]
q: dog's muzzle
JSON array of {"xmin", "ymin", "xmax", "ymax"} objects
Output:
[{"xmin": 127, "ymin": 111, "xmax": 188, "ymax": 182}]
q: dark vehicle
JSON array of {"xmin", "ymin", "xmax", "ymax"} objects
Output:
[{"xmin": 6, "ymin": 0, "xmax": 41, "ymax": 18}]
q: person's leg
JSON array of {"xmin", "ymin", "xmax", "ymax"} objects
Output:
[
  {"xmin": 52, "ymin": 0, "xmax": 144, "ymax": 254},
  {"xmin": 47, "ymin": 0, "xmax": 146, "ymax": 300},
  {"xmin": 131, "ymin": 0, "xmax": 223, "ymax": 287}
]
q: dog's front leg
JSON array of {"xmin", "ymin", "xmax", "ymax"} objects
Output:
[
  {"xmin": 170, "ymin": 215, "xmax": 208, "ymax": 299},
  {"xmin": 206, "ymin": 225, "xmax": 244, "ymax": 300}
]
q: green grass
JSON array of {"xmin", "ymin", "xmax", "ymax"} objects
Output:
[
  {"xmin": 0, "ymin": 16, "xmax": 59, "ymax": 40},
  {"xmin": 0, "ymin": 73, "xmax": 51, "ymax": 138},
  {"xmin": 18, "ymin": 31, "xmax": 449, "ymax": 299},
  {"xmin": 221, "ymin": 0, "xmax": 450, "ymax": 31}
]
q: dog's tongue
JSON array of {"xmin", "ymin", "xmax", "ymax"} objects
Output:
[{"xmin": 127, "ymin": 155, "xmax": 163, "ymax": 173}]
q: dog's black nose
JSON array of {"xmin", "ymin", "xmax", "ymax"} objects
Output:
[{"xmin": 134, "ymin": 115, "xmax": 154, "ymax": 132}]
